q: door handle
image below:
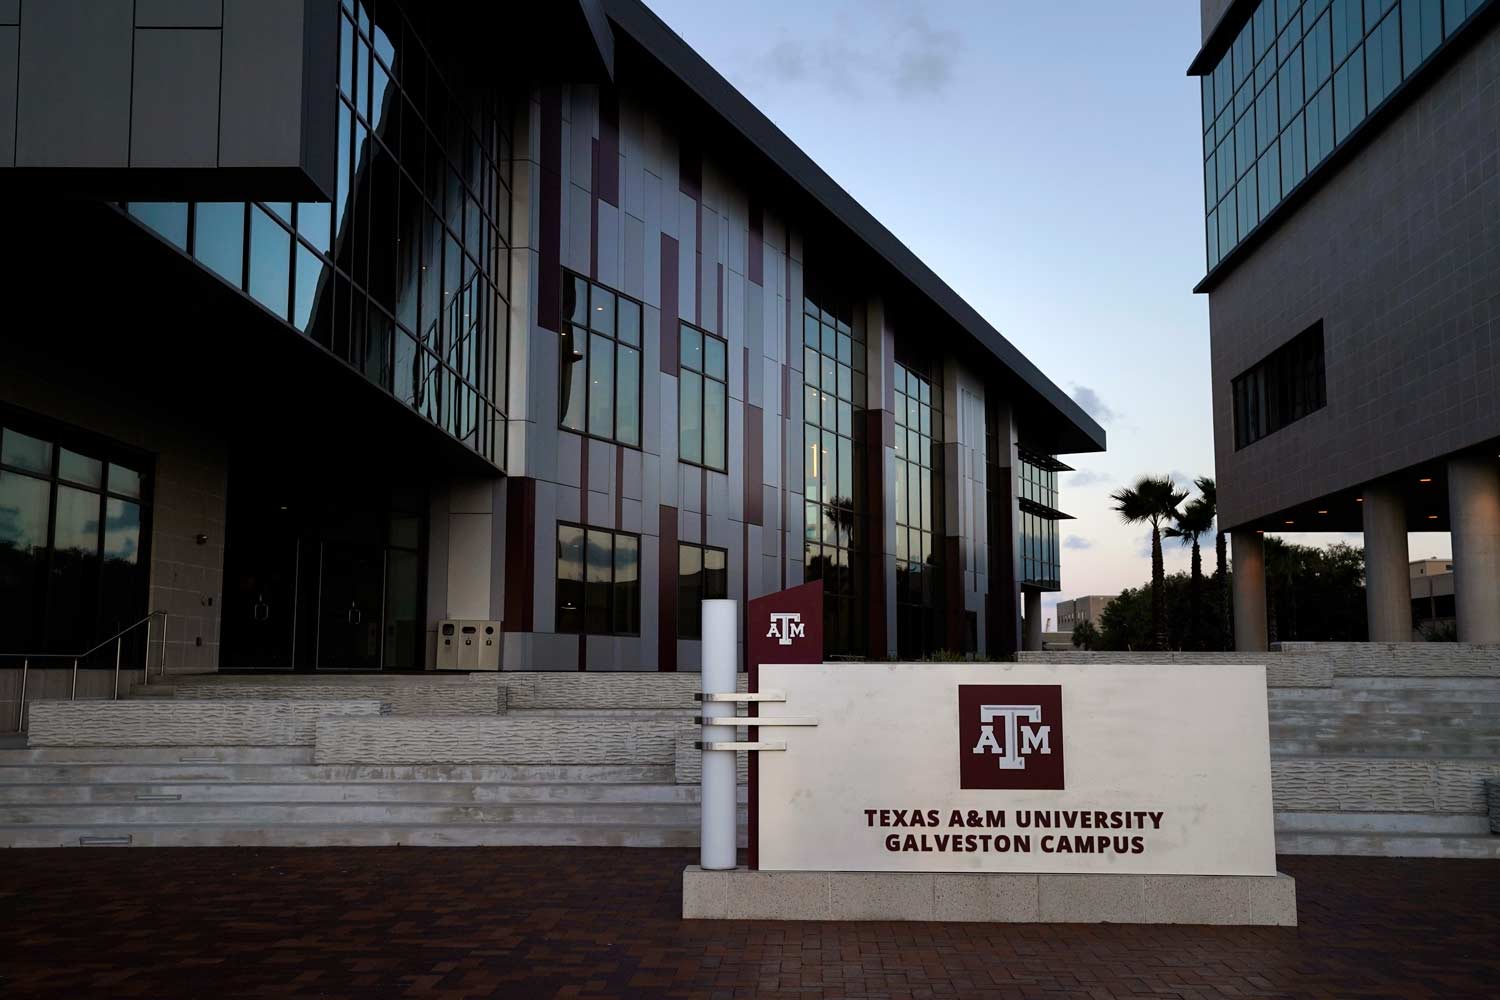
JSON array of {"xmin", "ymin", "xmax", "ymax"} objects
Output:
[
  {"xmin": 253, "ymin": 601, "xmax": 269, "ymax": 622},
  {"xmin": 348, "ymin": 605, "xmax": 362, "ymax": 626}
]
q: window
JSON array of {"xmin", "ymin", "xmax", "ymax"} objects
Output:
[
  {"xmin": 1198, "ymin": 0, "xmax": 1488, "ymax": 275},
  {"xmin": 678, "ymin": 324, "xmax": 727, "ymax": 470},
  {"xmin": 121, "ymin": 3, "xmax": 512, "ymax": 468},
  {"xmin": 1232, "ymin": 322, "xmax": 1327, "ymax": 449},
  {"xmin": 677, "ymin": 542, "xmax": 728, "ymax": 639},
  {"xmin": 1017, "ymin": 453, "xmax": 1064, "ymax": 590},
  {"xmin": 561, "ymin": 273, "xmax": 642, "ymax": 448},
  {"xmin": 802, "ymin": 281, "xmax": 867, "ymax": 657},
  {"xmin": 894, "ymin": 360, "xmax": 943, "ymax": 660},
  {"xmin": 555, "ymin": 524, "xmax": 640, "ymax": 636},
  {"xmin": 0, "ymin": 416, "xmax": 151, "ymax": 654}
]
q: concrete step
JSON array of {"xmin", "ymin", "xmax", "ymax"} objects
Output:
[
  {"xmin": 313, "ymin": 715, "xmax": 693, "ymax": 765},
  {"xmin": 1269, "ymin": 702, "xmax": 1500, "ymax": 718},
  {"xmin": 0, "ymin": 800, "xmax": 748, "ymax": 826},
  {"xmin": 1271, "ymin": 740, "xmax": 1498, "ymax": 757},
  {"xmin": 27, "ymin": 699, "xmax": 386, "ymax": 747},
  {"xmin": 0, "ymin": 781, "xmax": 742, "ymax": 805},
  {"xmin": 138, "ymin": 681, "xmax": 502, "ymax": 716},
  {"xmin": 1269, "ymin": 677, "xmax": 1500, "ymax": 698},
  {"xmin": 1275, "ymin": 831, "xmax": 1500, "ymax": 858},
  {"xmin": 0, "ymin": 746, "xmax": 316, "ymax": 765},
  {"xmin": 0, "ymin": 822, "xmax": 750, "ymax": 849},
  {"xmin": 1274, "ymin": 811, "xmax": 1492, "ymax": 835},
  {"xmin": 0, "ymin": 762, "xmax": 677, "ymax": 785}
]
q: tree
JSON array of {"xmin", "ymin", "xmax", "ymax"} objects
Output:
[
  {"xmin": 1164, "ymin": 496, "xmax": 1214, "ymax": 649},
  {"xmin": 1071, "ymin": 620, "xmax": 1099, "ymax": 650},
  {"xmin": 1264, "ymin": 538, "xmax": 1367, "ymax": 641},
  {"xmin": 1195, "ymin": 476, "xmax": 1230, "ymax": 641},
  {"xmin": 1110, "ymin": 476, "xmax": 1188, "ymax": 650}
]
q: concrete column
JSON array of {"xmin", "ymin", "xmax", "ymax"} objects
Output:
[
  {"xmin": 1023, "ymin": 590, "xmax": 1042, "ymax": 651},
  {"xmin": 1448, "ymin": 455, "xmax": 1500, "ymax": 643},
  {"xmin": 1231, "ymin": 531, "xmax": 1268, "ymax": 651},
  {"xmin": 1362, "ymin": 483, "xmax": 1412, "ymax": 642}
]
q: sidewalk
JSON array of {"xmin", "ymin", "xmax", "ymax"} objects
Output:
[{"xmin": 2, "ymin": 848, "xmax": 1496, "ymax": 998}]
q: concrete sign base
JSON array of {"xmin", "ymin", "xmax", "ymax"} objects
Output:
[{"xmin": 682, "ymin": 866, "xmax": 1298, "ymax": 925}]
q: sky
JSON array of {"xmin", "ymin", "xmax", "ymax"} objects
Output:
[{"xmin": 640, "ymin": 0, "xmax": 1451, "ymax": 627}]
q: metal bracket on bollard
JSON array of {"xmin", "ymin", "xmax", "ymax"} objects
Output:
[{"xmin": 695, "ymin": 740, "xmax": 787, "ymax": 751}]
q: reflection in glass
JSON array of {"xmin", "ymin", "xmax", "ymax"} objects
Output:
[
  {"xmin": 704, "ymin": 380, "xmax": 726, "ymax": 470},
  {"xmin": 613, "ymin": 535, "xmax": 639, "ymax": 635},
  {"xmin": 59, "ymin": 450, "xmax": 102, "ymax": 489},
  {"xmin": 294, "ymin": 243, "xmax": 329, "ymax": 333},
  {"xmin": 556, "ymin": 524, "xmax": 585, "ymax": 633},
  {"xmin": 128, "ymin": 202, "xmax": 188, "ymax": 249},
  {"xmin": 194, "ymin": 203, "xmax": 245, "ymax": 285},
  {"xmin": 616, "ymin": 346, "xmax": 641, "ymax": 447},
  {"xmin": 1, "ymin": 429, "xmax": 52, "ymax": 475},
  {"xmin": 585, "ymin": 528, "xmax": 612, "ymax": 634},
  {"xmin": 678, "ymin": 543, "xmax": 702, "ymax": 639},
  {"xmin": 0, "ymin": 471, "xmax": 51, "ymax": 649},
  {"xmin": 108, "ymin": 465, "xmax": 142, "ymax": 499},
  {"xmin": 248, "ymin": 207, "xmax": 291, "ymax": 319},
  {"xmin": 588, "ymin": 334, "xmax": 615, "ymax": 439},
  {"xmin": 679, "ymin": 370, "xmax": 702, "ymax": 465}
]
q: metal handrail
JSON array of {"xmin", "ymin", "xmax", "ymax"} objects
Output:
[{"xmin": 5, "ymin": 610, "xmax": 168, "ymax": 734}]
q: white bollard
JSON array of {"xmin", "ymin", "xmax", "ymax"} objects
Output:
[{"xmin": 700, "ymin": 598, "xmax": 738, "ymax": 871}]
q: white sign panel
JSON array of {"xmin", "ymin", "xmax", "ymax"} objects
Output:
[{"xmin": 757, "ymin": 662, "xmax": 1277, "ymax": 876}]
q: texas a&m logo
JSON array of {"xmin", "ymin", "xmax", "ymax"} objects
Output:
[
  {"xmin": 958, "ymin": 685, "xmax": 1065, "ymax": 790},
  {"xmin": 765, "ymin": 612, "xmax": 805, "ymax": 645}
]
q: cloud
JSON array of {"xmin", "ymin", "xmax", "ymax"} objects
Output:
[
  {"xmin": 1062, "ymin": 535, "xmax": 1092, "ymax": 550},
  {"xmin": 1068, "ymin": 384, "xmax": 1117, "ymax": 424},
  {"xmin": 1063, "ymin": 468, "xmax": 1112, "ymax": 488},
  {"xmin": 735, "ymin": 2, "xmax": 960, "ymax": 100}
]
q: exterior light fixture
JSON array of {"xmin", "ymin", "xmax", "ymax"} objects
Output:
[
  {"xmin": 1355, "ymin": 497, "xmax": 1364, "ymax": 502},
  {"xmin": 1317, "ymin": 509, "xmax": 1328, "ymax": 514},
  {"xmin": 1427, "ymin": 514, "xmax": 1439, "ymax": 520},
  {"xmin": 1284, "ymin": 520, "xmax": 1294, "ymax": 525},
  {"xmin": 1419, "ymin": 477, "xmax": 1433, "ymax": 483}
]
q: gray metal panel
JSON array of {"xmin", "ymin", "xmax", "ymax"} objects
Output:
[
  {"xmin": 298, "ymin": 0, "xmax": 337, "ymax": 201},
  {"xmin": 0, "ymin": 2, "xmax": 18, "ymax": 26},
  {"xmin": 130, "ymin": 30, "xmax": 222, "ymax": 168},
  {"xmin": 0, "ymin": 27, "xmax": 15, "ymax": 166},
  {"xmin": 15, "ymin": 0, "xmax": 133, "ymax": 168},
  {"xmin": 219, "ymin": 0, "xmax": 305, "ymax": 170},
  {"xmin": 136, "ymin": 0, "xmax": 223, "ymax": 28}
]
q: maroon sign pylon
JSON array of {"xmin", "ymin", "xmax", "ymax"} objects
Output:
[{"xmin": 744, "ymin": 580, "xmax": 822, "ymax": 869}]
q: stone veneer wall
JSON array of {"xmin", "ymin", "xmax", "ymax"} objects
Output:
[
  {"xmin": 1016, "ymin": 651, "xmax": 1333, "ymax": 687},
  {"xmin": 1276, "ymin": 643, "xmax": 1500, "ymax": 678}
]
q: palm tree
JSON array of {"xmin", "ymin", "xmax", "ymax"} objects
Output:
[
  {"xmin": 1165, "ymin": 497, "xmax": 1214, "ymax": 649},
  {"xmin": 1111, "ymin": 476, "xmax": 1188, "ymax": 650},
  {"xmin": 1194, "ymin": 477, "xmax": 1228, "ymax": 645}
]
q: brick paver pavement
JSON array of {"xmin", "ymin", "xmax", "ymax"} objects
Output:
[{"xmin": 1, "ymin": 848, "xmax": 1496, "ymax": 999}]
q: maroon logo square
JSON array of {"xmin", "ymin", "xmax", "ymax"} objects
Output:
[{"xmin": 958, "ymin": 685, "xmax": 1064, "ymax": 790}]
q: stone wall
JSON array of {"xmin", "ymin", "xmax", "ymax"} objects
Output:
[{"xmin": 1016, "ymin": 651, "xmax": 1333, "ymax": 687}]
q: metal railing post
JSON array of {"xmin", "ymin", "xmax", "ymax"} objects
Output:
[
  {"xmin": 142, "ymin": 615, "xmax": 153, "ymax": 689},
  {"xmin": 159, "ymin": 615, "xmax": 168, "ymax": 679},
  {"xmin": 113, "ymin": 638, "xmax": 122, "ymax": 700},
  {"xmin": 71, "ymin": 658, "xmax": 79, "ymax": 701},
  {"xmin": 15, "ymin": 659, "xmax": 26, "ymax": 734}
]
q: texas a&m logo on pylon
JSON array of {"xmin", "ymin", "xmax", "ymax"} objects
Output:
[{"xmin": 958, "ymin": 684, "xmax": 1065, "ymax": 790}]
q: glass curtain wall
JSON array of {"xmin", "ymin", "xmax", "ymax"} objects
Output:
[
  {"xmin": 1017, "ymin": 452, "xmax": 1062, "ymax": 590},
  {"xmin": 894, "ymin": 360, "xmax": 943, "ymax": 659},
  {"xmin": 0, "ymin": 420, "xmax": 149, "ymax": 653},
  {"xmin": 801, "ymin": 283, "xmax": 867, "ymax": 657},
  {"xmin": 1200, "ymin": 0, "xmax": 1487, "ymax": 272},
  {"xmin": 123, "ymin": 0, "xmax": 512, "ymax": 467}
]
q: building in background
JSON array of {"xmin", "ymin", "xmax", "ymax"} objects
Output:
[
  {"xmin": 1055, "ymin": 595, "xmax": 1117, "ymax": 632},
  {"xmin": 0, "ymin": 0, "xmax": 1103, "ymax": 676},
  {"xmin": 1189, "ymin": 0, "xmax": 1500, "ymax": 648},
  {"xmin": 1409, "ymin": 557, "xmax": 1455, "ymax": 636}
]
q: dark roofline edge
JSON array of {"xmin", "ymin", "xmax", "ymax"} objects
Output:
[{"xmin": 602, "ymin": 0, "xmax": 1106, "ymax": 456}]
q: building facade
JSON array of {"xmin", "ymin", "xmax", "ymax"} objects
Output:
[
  {"xmin": 1190, "ymin": 0, "xmax": 1500, "ymax": 646},
  {"xmin": 0, "ymin": 0, "xmax": 1101, "ymax": 676},
  {"xmin": 1055, "ymin": 595, "xmax": 1117, "ymax": 632}
]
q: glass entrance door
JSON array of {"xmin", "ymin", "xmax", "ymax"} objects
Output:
[{"xmin": 315, "ymin": 542, "xmax": 385, "ymax": 670}]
